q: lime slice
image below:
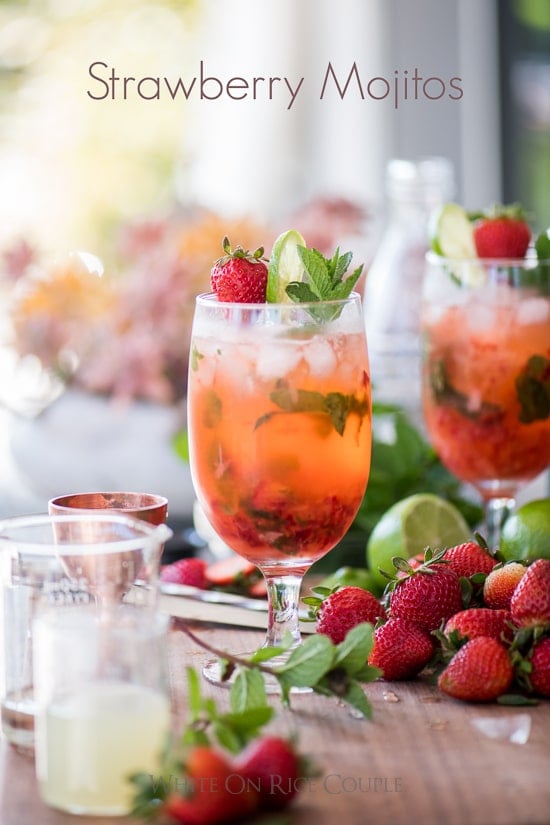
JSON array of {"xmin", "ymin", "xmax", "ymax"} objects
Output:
[
  {"xmin": 500, "ymin": 498, "xmax": 550, "ymax": 562},
  {"xmin": 366, "ymin": 493, "xmax": 471, "ymax": 591},
  {"xmin": 430, "ymin": 203, "xmax": 476, "ymax": 259},
  {"xmin": 429, "ymin": 203, "xmax": 486, "ymax": 287},
  {"xmin": 266, "ymin": 229, "xmax": 306, "ymax": 303}
]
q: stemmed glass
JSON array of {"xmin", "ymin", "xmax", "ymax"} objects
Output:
[
  {"xmin": 421, "ymin": 252, "xmax": 550, "ymax": 550},
  {"xmin": 187, "ymin": 292, "xmax": 372, "ymax": 685}
]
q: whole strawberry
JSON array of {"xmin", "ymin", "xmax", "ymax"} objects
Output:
[
  {"xmin": 438, "ymin": 637, "xmax": 513, "ymax": 702},
  {"xmin": 235, "ymin": 736, "xmax": 305, "ymax": 811},
  {"xmin": 163, "ymin": 745, "xmax": 258, "ymax": 825},
  {"xmin": 443, "ymin": 607, "xmax": 512, "ymax": 644},
  {"xmin": 442, "ymin": 541, "xmax": 496, "ymax": 579},
  {"xmin": 510, "ymin": 559, "xmax": 550, "ymax": 628},
  {"xmin": 315, "ymin": 586, "xmax": 386, "ymax": 644},
  {"xmin": 473, "ymin": 204, "xmax": 531, "ymax": 258},
  {"xmin": 483, "ymin": 562, "xmax": 526, "ymax": 609},
  {"xmin": 529, "ymin": 637, "xmax": 550, "ymax": 698},
  {"xmin": 368, "ymin": 618, "xmax": 434, "ymax": 680},
  {"xmin": 160, "ymin": 557, "xmax": 209, "ymax": 590},
  {"xmin": 210, "ymin": 237, "xmax": 268, "ymax": 303},
  {"xmin": 388, "ymin": 558, "xmax": 463, "ymax": 632}
]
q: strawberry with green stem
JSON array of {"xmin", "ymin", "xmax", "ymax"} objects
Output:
[
  {"xmin": 368, "ymin": 618, "xmax": 435, "ymax": 681},
  {"xmin": 510, "ymin": 559, "xmax": 550, "ymax": 628},
  {"xmin": 438, "ymin": 636, "xmax": 514, "ymax": 702},
  {"xmin": 473, "ymin": 203, "xmax": 531, "ymax": 259},
  {"xmin": 384, "ymin": 548, "xmax": 463, "ymax": 632},
  {"xmin": 306, "ymin": 585, "xmax": 386, "ymax": 644},
  {"xmin": 210, "ymin": 237, "xmax": 268, "ymax": 303}
]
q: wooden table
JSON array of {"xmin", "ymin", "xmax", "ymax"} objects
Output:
[{"xmin": 1, "ymin": 618, "xmax": 549, "ymax": 825}]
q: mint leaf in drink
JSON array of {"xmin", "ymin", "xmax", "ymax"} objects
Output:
[
  {"xmin": 429, "ymin": 359, "xmax": 502, "ymax": 421},
  {"xmin": 516, "ymin": 355, "xmax": 550, "ymax": 423},
  {"xmin": 255, "ymin": 382, "xmax": 369, "ymax": 436}
]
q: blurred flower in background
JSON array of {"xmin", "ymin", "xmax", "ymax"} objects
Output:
[{"xmin": 2, "ymin": 210, "xmax": 269, "ymax": 409}]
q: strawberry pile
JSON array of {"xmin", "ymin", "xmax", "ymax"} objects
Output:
[{"xmin": 313, "ymin": 544, "xmax": 550, "ymax": 703}]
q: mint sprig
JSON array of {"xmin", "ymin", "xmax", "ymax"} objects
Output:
[
  {"xmin": 178, "ymin": 620, "xmax": 379, "ymax": 719},
  {"xmin": 286, "ymin": 245, "xmax": 363, "ymax": 320}
]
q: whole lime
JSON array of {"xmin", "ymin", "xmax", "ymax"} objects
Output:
[
  {"xmin": 500, "ymin": 499, "xmax": 550, "ymax": 562},
  {"xmin": 317, "ymin": 566, "xmax": 377, "ymax": 593},
  {"xmin": 366, "ymin": 493, "xmax": 471, "ymax": 591}
]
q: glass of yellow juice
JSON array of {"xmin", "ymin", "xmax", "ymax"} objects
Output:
[{"xmin": 33, "ymin": 606, "xmax": 171, "ymax": 816}]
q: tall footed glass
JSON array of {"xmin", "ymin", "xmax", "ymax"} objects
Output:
[
  {"xmin": 421, "ymin": 253, "xmax": 550, "ymax": 550},
  {"xmin": 187, "ymin": 293, "xmax": 371, "ymax": 686}
]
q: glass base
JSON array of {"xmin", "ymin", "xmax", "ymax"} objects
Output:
[{"xmin": 202, "ymin": 656, "xmax": 312, "ymax": 695}]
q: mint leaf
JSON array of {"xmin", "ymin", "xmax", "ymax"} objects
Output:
[
  {"xmin": 285, "ymin": 244, "xmax": 364, "ymax": 321},
  {"xmin": 515, "ymin": 355, "xmax": 550, "ymax": 423},
  {"xmin": 297, "ymin": 246, "xmax": 332, "ymax": 298},
  {"xmin": 190, "ymin": 344, "xmax": 204, "ymax": 371},
  {"xmin": 213, "ymin": 705, "xmax": 274, "ymax": 753},
  {"xmin": 331, "ymin": 248, "xmax": 353, "ymax": 283},
  {"xmin": 286, "ymin": 281, "xmax": 319, "ymax": 304},
  {"xmin": 334, "ymin": 622, "xmax": 374, "ymax": 673},
  {"xmin": 275, "ymin": 634, "xmax": 335, "ymax": 691},
  {"xmin": 339, "ymin": 679, "xmax": 374, "ymax": 719},
  {"xmin": 229, "ymin": 668, "xmax": 268, "ymax": 713},
  {"xmin": 497, "ymin": 694, "xmax": 539, "ymax": 706},
  {"xmin": 429, "ymin": 359, "xmax": 502, "ymax": 421},
  {"xmin": 255, "ymin": 382, "xmax": 369, "ymax": 436},
  {"xmin": 535, "ymin": 229, "xmax": 550, "ymax": 261}
]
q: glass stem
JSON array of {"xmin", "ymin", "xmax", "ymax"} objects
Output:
[
  {"xmin": 485, "ymin": 497, "xmax": 515, "ymax": 553},
  {"xmin": 264, "ymin": 574, "xmax": 303, "ymax": 650}
]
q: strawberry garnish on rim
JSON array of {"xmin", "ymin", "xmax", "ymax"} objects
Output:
[
  {"xmin": 473, "ymin": 203, "xmax": 531, "ymax": 259},
  {"xmin": 210, "ymin": 236, "xmax": 268, "ymax": 303}
]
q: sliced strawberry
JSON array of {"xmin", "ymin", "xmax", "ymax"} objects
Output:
[
  {"xmin": 160, "ymin": 557, "xmax": 209, "ymax": 589},
  {"xmin": 247, "ymin": 578, "xmax": 268, "ymax": 599},
  {"xmin": 205, "ymin": 555, "xmax": 259, "ymax": 588}
]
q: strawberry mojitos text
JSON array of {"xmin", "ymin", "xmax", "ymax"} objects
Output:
[{"xmin": 188, "ymin": 296, "xmax": 371, "ymax": 575}]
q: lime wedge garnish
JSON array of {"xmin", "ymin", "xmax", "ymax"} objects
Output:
[
  {"xmin": 266, "ymin": 229, "xmax": 306, "ymax": 303},
  {"xmin": 430, "ymin": 203, "xmax": 476, "ymax": 259}
]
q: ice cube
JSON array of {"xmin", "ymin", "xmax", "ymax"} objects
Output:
[
  {"xmin": 517, "ymin": 297, "xmax": 550, "ymax": 326},
  {"xmin": 255, "ymin": 341, "xmax": 303, "ymax": 382},
  {"xmin": 304, "ymin": 337, "xmax": 337, "ymax": 376}
]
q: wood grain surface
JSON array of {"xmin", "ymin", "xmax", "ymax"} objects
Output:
[{"xmin": 1, "ymin": 619, "xmax": 548, "ymax": 825}]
